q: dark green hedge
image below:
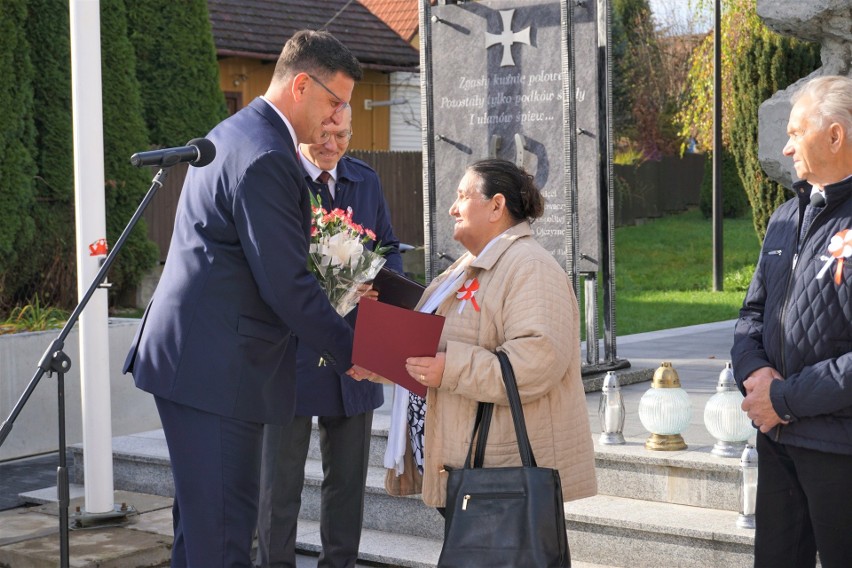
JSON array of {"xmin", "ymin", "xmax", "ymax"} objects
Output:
[
  {"xmin": 0, "ymin": 0, "xmax": 38, "ymax": 307},
  {"xmin": 699, "ymin": 148, "xmax": 750, "ymax": 219},
  {"xmin": 18, "ymin": 0, "xmax": 76, "ymax": 308},
  {"xmin": 126, "ymin": 0, "xmax": 227, "ymax": 147},
  {"xmin": 730, "ymin": 26, "xmax": 820, "ymax": 239},
  {"xmin": 3, "ymin": 0, "xmax": 225, "ymax": 312}
]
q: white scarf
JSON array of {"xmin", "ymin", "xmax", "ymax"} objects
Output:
[
  {"xmin": 383, "ymin": 259, "xmax": 471, "ymax": 474},
  {"xmin": 384, "ymin": 232, "xmax": 505, "ymax": 475}
]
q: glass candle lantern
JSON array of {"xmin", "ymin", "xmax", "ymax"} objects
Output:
[
  {"xmin": 638, "ymin": 361, "xmax": 692, "ymax": 451},
  {"xmin": 737, "ymin": 444, "xmax": 758, "ymax": 529},
  {"xmin": 598, "ymin": 371, "xmax": 626, "ymax": 445},
  {"xmin": 703, "ymin": 362, "xmax": 753, "ymax": 457}
]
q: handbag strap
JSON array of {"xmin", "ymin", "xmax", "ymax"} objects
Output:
[
  {"xmin": 464, "ymin": 400, "xmax": 493, "ymax": 468},
  {"xmin": 462, "ymin": 351, "xmax": 537, "ymax": 469},
  {"xmin": 472, "ymin": 401, "xmax": 493, "ymax": 467},
  {"xmin": 496, "ymin": 350, "xmax": 536, "ymax": 467}
]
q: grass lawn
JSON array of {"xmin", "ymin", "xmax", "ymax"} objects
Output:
[{"xmin": 588, "ymin": 208, "xmax": 762, "ymax": 337}]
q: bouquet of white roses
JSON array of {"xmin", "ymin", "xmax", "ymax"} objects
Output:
[{"xmin": 307, "ymin": 192, "xmax": 387, "ymax": 318}]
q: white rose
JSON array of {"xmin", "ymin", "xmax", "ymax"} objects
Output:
[{"xmin": 324, "ymin": 232, "xmax": 363, "ymax": 268}]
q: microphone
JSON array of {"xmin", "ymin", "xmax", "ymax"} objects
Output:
[
  {"xmin": 810, "ymin": 191, "xmax": 826, "ymax": 208},
  {"xmin": 130, "ymin": 138, "xmax": 216, "ymax": 168}
]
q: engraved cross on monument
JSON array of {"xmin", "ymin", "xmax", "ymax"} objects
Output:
[{"xmin": 484, "ymin": 9, "xmax": 531, "ymax": 67}]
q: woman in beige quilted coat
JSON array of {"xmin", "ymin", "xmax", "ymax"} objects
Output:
[{"xmin": 355, "ymin": 158, "xmax": 596, "ymax": 510}]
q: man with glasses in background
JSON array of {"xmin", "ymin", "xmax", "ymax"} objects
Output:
[
  {"xmin": 256, "ymin": 105, "xmax": 402, "ymax": 568},
  {"xmin": 124, "ymin": 30, "xmax": 363, "ymax": 567}
]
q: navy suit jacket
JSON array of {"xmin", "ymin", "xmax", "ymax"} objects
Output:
[
  {"xmin": 297, "ymin": 156, "xmax": 403, "ymax": 417},
  {"xmin": 124, "ymin": 98, "xmax": 354, "ymax": 425}
]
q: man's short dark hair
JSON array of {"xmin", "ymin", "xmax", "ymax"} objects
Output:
[{"xmin": 272, "ymin": 30, "xmax": 363, "ymax": 84}]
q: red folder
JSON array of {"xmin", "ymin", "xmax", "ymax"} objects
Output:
[{"xmin": 352, "ymin": 299, "xmax": 445, "ymax": 398}]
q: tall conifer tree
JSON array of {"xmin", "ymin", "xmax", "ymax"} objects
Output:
[
  {"xmin": 99, "ymin": 0, "xmax": 158, "ymax": 299},
  {"xmin": 729, "ymin": 18, "xmax": 819, "ymax": 238},
  {"xmin": 0, "ymin": 0, "xmax": 37, "ymax": 308},
  {"xmin": 125, "ymin": 0, "xmax": 227, "ymax": 147},
  {"xmin": 22, "ymin": 0, "xmax": 76, "ymax": 308}
]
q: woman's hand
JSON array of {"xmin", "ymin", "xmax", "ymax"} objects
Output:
[{"xmin": 405, "ymin": 352, "xmax": 446, "ymax": 389}]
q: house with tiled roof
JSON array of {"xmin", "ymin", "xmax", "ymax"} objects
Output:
[
  {"xmin": 356, "ymin": 0, "xmax": 422, "ymax": 150},
  {"xmin": 359, "ymin": 0, "xmax": 421, "ymax": 45},
  {"xmin": 207, "ymin": 0, "xmax": 420, "ymax": 150}
]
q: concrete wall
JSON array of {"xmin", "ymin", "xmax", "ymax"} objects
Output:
[{"xmin": 0, "ymin": 319, "xmax": 159, "ymax": 461}]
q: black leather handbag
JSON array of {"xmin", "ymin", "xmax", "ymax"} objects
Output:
[{"xmin": 437, "ymin": 351, "xmax": 571, "ymax": 568}]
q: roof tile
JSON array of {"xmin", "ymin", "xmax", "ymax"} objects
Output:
[
  {"xmin": 358, "ymin": 0, "xmax": 420, "ymax": 43},
  {"xmin": 208, "ymin": 0, "xmax": 419, "ymax": 70}
]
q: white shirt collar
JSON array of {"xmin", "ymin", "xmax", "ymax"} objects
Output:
[
  {"xmin": 259, "ymin": 96, "xmax": 298, "ymax": 152},
  {"xmin": 298, "ymin": 151, "xmax": 338, "ymax": 183}
]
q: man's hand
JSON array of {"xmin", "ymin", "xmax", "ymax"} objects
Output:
[
  {"xmin": 742, "ymin": 366, "xmax": 788, "ymax": 433},
  {"xmin": 346, "ymin": 364, "xmax": 384, "ymax": 382},
  {"xmin": 356, "ymin": 283, "xmax": 378, "ymax": 302}
]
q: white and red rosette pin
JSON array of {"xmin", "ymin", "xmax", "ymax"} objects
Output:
[
  {"xmin": 456, "ymin": 278, "xmax": 480, "ymax": 313},
  {"xmin": 817, "ymin": 229, "xmax": 852, "ymax": 285},
  {"xmin": 88, "ymin": 238, "xmax": 108, "ymax": 257}
]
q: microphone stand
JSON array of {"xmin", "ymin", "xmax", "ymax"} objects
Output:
[{"xmin": 0, "ymin": 166, "xmax": 172, "ymax": 568}]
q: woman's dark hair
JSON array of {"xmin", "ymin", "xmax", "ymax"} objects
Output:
[{"xmin": 467, "ymin": 159, "xmax": 545, "ymax": 222}]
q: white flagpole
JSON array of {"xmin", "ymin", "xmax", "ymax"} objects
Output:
[{"xmin": 69, "ymin": 0, "xmax": 114, "ymax": 514}]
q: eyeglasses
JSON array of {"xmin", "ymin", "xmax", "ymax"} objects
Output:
[
  {"xmin": 317, "ymin": 130, "xmax": 353, "ymax": 144},
  {"xmin": 307, "ymin": 73, "xmax": 349, "ymax": 115}
]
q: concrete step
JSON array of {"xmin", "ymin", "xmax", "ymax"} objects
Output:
[
  {"xmin": 565, "ymin": 495, "xmax": 754, "ymax": 568},
  {"xmin": 88, "ymin": 427, "xmax": 745, "ymax": 514},
  {"xmin": 307, "ymin": 413, "xmax": 389, "ymax": 468},
  {"xmin": 300, "ymin": 457, "xmax": 444, "ymax": 540},
  {"xmin": 594, "ymin": 438, "xmax": 742, "ymax": 512},
  {"xmin": 295, "ymin": 518, "xmax": 617, "ymax": 568},
  {"xmin": 72, "ymin": 430, "xmax": 174, "ymax": 498},
  {"xmin": 67, "ymin": 428, "xmax": 756, "ymax": 567},
  {"xmin": 296, "ymin": 518, "xmax": 441, "ymax": 568}
]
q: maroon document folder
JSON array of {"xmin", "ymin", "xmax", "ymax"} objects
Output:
[{"xmin": 352, "ymin": 299, "xmax": 445, "ymax": 397}]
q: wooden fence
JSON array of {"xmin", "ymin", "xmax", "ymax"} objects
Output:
[
  {"xmin": 613, "ymin": 154, "xmax": 706, "ymax": 226},
  {"xmin": 348, "ymin": 150, "xmax": 423, "ymax": 247},
  {"xmin": 142, "ymin": 152, "xmax": 424, "ymax": 263}
]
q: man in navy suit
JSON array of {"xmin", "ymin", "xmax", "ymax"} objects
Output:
[
  {"xmin": 255, "ymin": 107, "xmax": 402, "ymax": 567},
  {"xmin": 123, "ymin": 31, "xmax": 363, "ymax": 567}
]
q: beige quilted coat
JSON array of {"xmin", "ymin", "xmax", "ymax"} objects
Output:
[{"xmin": 411, "ymin": 221, "xmax": 597, "ymax": 507}]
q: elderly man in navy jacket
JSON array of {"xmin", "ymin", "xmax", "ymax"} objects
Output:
[
  {"xmin": 732, "ymin": 75, "xmax": 852, "ymax": 568},
  {"xmin": 255, "ymin": 106, "xmax": 402, "ymax": 568},
  {"xmin": 124, "ymin": 31, "xmax": 363, "ymax": 567}
]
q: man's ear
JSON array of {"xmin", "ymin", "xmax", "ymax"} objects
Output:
[
  {"xmin": 292, "ymin": 73, "xmax": 310, "ymax": 103},
  {"xmin": 829, "ymin": 122, "xmax": 846, "ymax": 152}
]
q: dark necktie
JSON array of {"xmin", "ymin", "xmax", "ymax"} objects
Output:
[
  {"xmin": 799, "ymin": 191, "xmax": 826, "ymax": 247},
  {"xmin": 316, "ymin": 170, "xmax": 332, "ymax": 209}
]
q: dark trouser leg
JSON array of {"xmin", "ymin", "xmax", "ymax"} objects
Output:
[
  {"xmin": 788, "ymin": 443, "xmax": 852, "ymax": 568},
  {"xmin": 753, "ymin": 433, "xmax": 816, "ymax": 568},
  {"xmin": 316, "ymin": 412, "xmax": 373, "ymax": 568},
  {"xmin": 155, "ymin": 396, "xmax": 263, "ymax": 568},
  {"xmin": 255, "ymin": 416, "xmax": 312, "ymax": 568}
]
